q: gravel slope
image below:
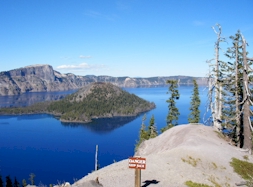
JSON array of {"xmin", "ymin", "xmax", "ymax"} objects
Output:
[{"xmin": 72, "ymin": 124, "xmax": 253, "ymax": 187}]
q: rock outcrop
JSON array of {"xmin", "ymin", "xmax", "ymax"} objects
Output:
[
  {"xmin": 0, "ymin": 64, "xmax": 208, "ymax": 95},
  {"xmin": 0, "ymin": 64, "xmax": 82, "ymax": 95},
  {"xmin": 73, "ymin": 124, "xmax": 253, "ymax": 187}
]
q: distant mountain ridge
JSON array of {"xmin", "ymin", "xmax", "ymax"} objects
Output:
[{"xmin": 0, "ymin": 64, "xmax": 208, "ymax": 95}]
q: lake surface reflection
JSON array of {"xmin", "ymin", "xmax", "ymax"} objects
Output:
[
  {"xmin": 0, "ymin": 90, "xmax": 77, "ymax": 108},
  {"xmin": 61, "ymin": 115, "xmax": 141, "ymax": 134},
  {"xmin": 0, "ymin": 86, "xmax": 208, "ymax": 185}
]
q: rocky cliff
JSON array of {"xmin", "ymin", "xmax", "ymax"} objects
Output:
[{"xmin": 0, "ymin": 64, "xmax": 208, "ymax": 95}]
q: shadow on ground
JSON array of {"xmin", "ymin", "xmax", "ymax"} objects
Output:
[{"xmin": 142, "ymin": 180, "xmax": 159, "ymax": 187}]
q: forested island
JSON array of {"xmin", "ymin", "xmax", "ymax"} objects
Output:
[{"xmin": 0, "ymin": 82, "xmax": 155, "ymax": 123}]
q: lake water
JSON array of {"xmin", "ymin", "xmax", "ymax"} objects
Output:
[{"xmin": 0, "ymin": 86, "xmax": 208, "ymax": 185}]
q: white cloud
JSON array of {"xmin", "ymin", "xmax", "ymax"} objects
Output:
[
  {"xmin": 56, "ymin": 63, "xmax": 90, "ymax": 70},
  {"xmin": 79, "ymin": 55, "xmax": 91, "ymax": 59},
  {"xmin": 56, "ymin": 63, "xmax": 106, "ymax": 71}
]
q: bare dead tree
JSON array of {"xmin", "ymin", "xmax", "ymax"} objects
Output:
[
  {"xmin": 206, "ymin": 25, "xmax": 253, "ymax": 152},
  {"xmin": 95, "ymin": 145, "xmax": 98, "ymax": 171},
  {"xmin": 204, "ymin": 59, "xmax": 215, "ymax": 125},
  {"xmin": 234, "ymin": 39, "xmax": 241, "ymax": 146},
  {"xmin": 206, "ymin": 24, "xmax": 225, "ymax": 130},
  {"xmin": 241, "ymin": 34, "xmax": 253, "ymax": 153}
]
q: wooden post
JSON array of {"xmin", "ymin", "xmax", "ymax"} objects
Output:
[
  {"xmin": 135, "ymin": 168, "xmax": 141, "ymax": 187},
  {"xmin": 95, "ymin": 145, "xmax": 98, "ymax": 171},
  {"xmin": 129, "ymin": 157, "xmax": 145, "ymax": 187}
]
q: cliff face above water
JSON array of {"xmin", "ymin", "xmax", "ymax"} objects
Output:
[{"xmin": 0, "ymin": 64, "xmax": 208, "ymax": 95}]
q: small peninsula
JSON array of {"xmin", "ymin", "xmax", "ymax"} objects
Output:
[{"xmin": 0, "ymin": 82, "xmax": 155, "ymax": 123}]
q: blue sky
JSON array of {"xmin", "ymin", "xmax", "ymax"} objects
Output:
[{"xmin": 0, "ymin": 0, "xmax": 253, "ymax": 77}]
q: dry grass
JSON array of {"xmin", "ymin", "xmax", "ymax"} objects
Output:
[
  {"xmin": 208, "ymin": 175, "xmax": 222, "ymax": 187},
  {"xmin": 243, "ymin": 155, "xmax": 249, "ymax": 161},
  {"xmin": 211, "ymin": 162, "xmax": 218, "ymax": 169},
  {"xmin": 181, "ymin": 156, "xmax": 201, "ymax": 167},
  {"xmin": 214, "ymin": 130, "xmax": 225, "ymax": 140},
  {"xmin": 185, "ymin": 181, "xmax": 212, "ymax": 187},
  {"xmin": 230, "ymin": 157, "xmax": 253, "ymax": 180}
]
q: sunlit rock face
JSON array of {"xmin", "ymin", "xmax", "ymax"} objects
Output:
[
  {"xmin": 0, "ymin": 64, "xmax": 83, "ymax": 95},
  {"xmin": 0, "ymin": 64, "xmax": 208, "ymax": 95}
]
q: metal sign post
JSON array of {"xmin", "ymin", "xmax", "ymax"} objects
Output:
[{"xmin": 128, "ymin": 157, "xmax": 146, "ymax": 187}]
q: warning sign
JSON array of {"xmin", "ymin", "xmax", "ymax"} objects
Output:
[{"xmin": 128, "ymin": 157, "xmax": 146, "ymax": 170}]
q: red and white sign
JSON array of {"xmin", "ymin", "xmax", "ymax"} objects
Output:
[{"xmin": 128, "ymin": 157, "xmax": 146, "ymax": 170}]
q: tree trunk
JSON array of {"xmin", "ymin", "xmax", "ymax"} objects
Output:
[
  {"xmin": 213, "ymin": 25, "xmax": 222, "ymax": 130},
  {"xmin": 242, "ymin": 37, "xmax": 252, "ymax": 153},
  {"xmin": 235, "ymin": 43, "xmax": 241, "ymax": 147},
  {"xmin": 95, "ymin": 145, "xmax": 98, "ymax": 171}
]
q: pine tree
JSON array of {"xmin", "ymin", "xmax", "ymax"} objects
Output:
[
  {"xmin": 188, "ymin": 79, "xmax": 201, "ymax": 123},
  {"xmin": 0, "ymin": 175, "xmax": 3, "ymax": 187},
  {"xmin": 13, "ymin": 178, "xmax": 19, "ymax": 187},
  {"xmin": 148, "ymin": 114, "xmax": 158, "ymax": 138},
  {"xmin": 21, "ymin": 179, "xmax": 26, "ymax": 187},
  {"xmin": 161, "ymin": 80, "xmax": 180, "ymax": 132},
  {"xmin": 207, "ymin": 27, "xmax": 253, "ymax": 152},
  {"xmin": 140, "ymin": 114, "xmax": 149, "ymax": 141},
  {"xmin": 6, "ymin": 176, "xmax": 13, "ymax": 187},
  {"xmin": 220, "ymin": 31, "xmax": 244, "ymax": 146},
  {"xmin": 28, "ymin": 173, "xmax": 35, "ymax": 186},
  {"xmin": 135, "ymin": 114, "xmax": 158, "ymax": 151},
  {"xmin": 135, "ymin": 114, "xmax": 148, "ymax": 151},
  {"xmin": 220, "ymin": 31, "xmax": 253, "ymax": 150}
]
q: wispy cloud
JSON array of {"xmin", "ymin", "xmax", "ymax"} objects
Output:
[
  {"xmin": 79, "ymin": 55, "xmax": 91, "ymax": 59},
  {"xmin": 85, "ymin": 10, "xmax": 118, "ymax": 21},
  {"xmin": 85, "ymin": 10, "xmax": 101, "ymax": 18},
  {"xmin": 57, "ymin": 63, "xmax": 90, "ymax": 70},
  {"xmin": 56, "ymin": 62, "xmax": 106, "ymax": 71}
]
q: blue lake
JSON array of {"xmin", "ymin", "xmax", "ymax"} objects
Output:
[{"xmin": 0, "ymin": 86, "xmax": 208, "ymax": 185}]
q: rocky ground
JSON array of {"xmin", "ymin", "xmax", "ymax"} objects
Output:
[{"xmin": 70, "ymin": 124, "xmax": 253, "ymax": 187}]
